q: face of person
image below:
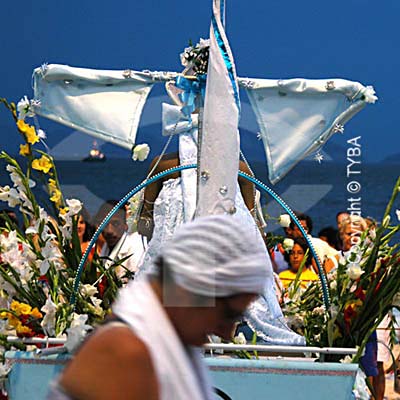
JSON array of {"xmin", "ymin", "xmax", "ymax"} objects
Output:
[
  {"xmin": 289, "ymin": 243, "xmax": 306, "ymax": 272},
  {"xmin": 171, "ymin": 293, "xmax": 257, "ymax": 346},
  {"xmin": 337, "ymin": 213, "xmax": 350, "ymax": 229},
  {"xmin": 102, "ymin": 213, "xmax": 127, "ymax": 249},
  {"xmin": 290, "ymin": 219, "xmax": 309, "ymax": 239},
  {"xmin": 341, "ymin": 224, "xmax": 362, "ymax": 252},
  {"xmin": 77, "ymin": 215, "xmax": 86, "ymax": 241}
]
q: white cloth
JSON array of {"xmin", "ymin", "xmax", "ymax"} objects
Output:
[
  {"xmin": 161, "ymin": 214, "xmax": 270, "ymax": 298},
  {"xmin": 242, "ymin": 77, "xmax": 377, "ymax": 183},
  {"xmin": 32, "ymin": 64, "xmax": 163, "ymax": 149},
  {"xmin": 100, "ymin": 231, "xmax": 147, "ymax": 277},
  {"xmin": 196, "ymin": 0, "xmax": 240, "ymax": 217},
  {"xmin": 113, "ymin": 279, "xmax": 215, "ymax": 400},
  {"xmin": 309, "ymin": 236, "xmax": 339, "ymax": 265}
]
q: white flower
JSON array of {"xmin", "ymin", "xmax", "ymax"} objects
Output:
[
  {"xmin": 180, "ymin": 50, "xmax": 190, "ymax": 67},
  {"xmin": 40, "ymin": 297, "xmax": 57, "ymax": 336},
  {"xmin": 282, "ymin": 238, "xmax": 294, "ymax": 252},
  {"xmin": 89, "ymin": 297, "xmax": 104, "ymax": 317},
  {"xmin": 37, "ymin": 240, "xmax": 63, "ymax": 274},
  {"xmin": 0, "ymin": 186, "xmax": 11, "ymax": 202},
  {"xmin": 340, "ymin": 355, "xmax": 353, "ymax": 364},
  {"xmin": 233, "ymin": 332, "xmax": 247, "ymax": 345},
  {"xmin": 197, "ymin": 38, "xmax": 210, "ymax": 49},
  {"xmin": 80, "ymin": 284, "xmax": 98, "ymax": 298},
  {"xmin": 286, "ymin": 314, "xmax": 304, "ymax": 329},
  {"xmin": 312, "ymin": 306, "xmax": 325, "ymax": 316},
  {"xmin": 132, "ymin": 143, "xmax": 150, "ymax": 161},
  {"xmin": 396, "ymin": 209, "xmax": 400, "ymax": 222},
  {"xmin": 2, "ymin": 187, "xmax": 20, "ymax": 208},
  {"xmin": 65, "ymin": 198, "xmax": 82, "ymax": 216},
  {"xmin": 17, "ymin": 95, "xmax": 35, "ymax": 120},
  {"xmin": 37, "ymin": 129, "xmax": 47, "ymax": 139},
  {"xmin": 65, "ymin": 313, "xmax": 92, "ymax": 353},
  {"xmin": 346, "ymin": 263, "xmax": 364, "ymax": 280},
  {"xmin": 362, "ymin": 86, "xmax": 378, "ymax": 104},
  {"xmin": 0, "ymin": 361, "xmax": 11, "ymax": 384},
  {"xmin": 330, "ymin": 280, "xmax": 337, "ymax": 290},
  {"xmin": 368, "ymin": 228, "xmax": 376, "ymax": 241},
  {"xmin": 393, "ymin": 292, "xmax": 400, "ymax": 307},
  {"xmin": 278, "ymin": 214, "xmax": 291, "ymax": 228},
  {"xmin": 38, "ymin": 259, "xmax": 50, "ymax": 275}
]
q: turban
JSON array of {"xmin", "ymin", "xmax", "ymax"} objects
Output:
[{"xmin": 160, "ymin": 214, "xmax": 270, "ymax": 297}]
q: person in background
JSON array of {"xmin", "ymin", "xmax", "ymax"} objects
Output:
[
  {"xmin": 336, "ymin": 211, "xmax": 350, "ymax": 229},
  {"xmin": 95, "ymin": 200, "xmax": 147, "ymax": 280},
  {"xmin": 318, "ymin": 226, "xmax": 340, "ymax": 250},
  {"xmin": 270, "ymin": 212, "xmax": 338, "ymax": 274},
  {"xmin": 269, "ymin": 212, "xmax": 312, "ymax": 274},
  {"xmin": 49, "ymin": 215, "xmax": 270, "ymax": 400},
  {"xmin": 335, "ymin": 211, "xmax": 349, "ymax": 250},
  {"xmin": 77, "ymin": 207, "xmax": 95, "ymax": 258},
  {"xmin": 278, "ymin": 236, "xmax": 318, "ymax": 289}
]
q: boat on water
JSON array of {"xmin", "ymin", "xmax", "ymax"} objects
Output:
[{"xmin": 82, "ymin": 141, "xmax": 106, "ymax": 162}]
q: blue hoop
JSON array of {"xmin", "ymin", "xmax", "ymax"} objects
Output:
[{"xmin": 71, "ymin": 164, "xmax": 330, "ymax": 309}]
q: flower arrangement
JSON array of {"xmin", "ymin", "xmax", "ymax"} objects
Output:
[
  {"xmin": 180, "ymin": 38, "xmax": 210, "ymax": 75},
  {"xmin": 0, "ymin": 98, "xmax": 129, "ymax": 381},
  {"xmin": 280, "ymin": 177, "xmax": 400, "ymax": 363}
]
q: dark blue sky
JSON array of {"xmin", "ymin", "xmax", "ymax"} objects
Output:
[{"xmin": 0, "ymin": 0, "xmax": 399, "ymax": 162}]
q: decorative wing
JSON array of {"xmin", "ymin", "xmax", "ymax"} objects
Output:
[
  {"xmin": 32, "ymin": 64, "xmax": 176, "ymax": 150},
  {"xmin": 239, "ymin": 77, "xmax": 377, "ymax": 183}
]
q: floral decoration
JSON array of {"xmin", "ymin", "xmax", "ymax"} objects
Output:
[
  {"xmin": 0, "ymin": 98, "xmax": 133, "ymax": 389},
  {"xmin": 281, "ymin": 176, "xmax": 400, "ymax": 365}
]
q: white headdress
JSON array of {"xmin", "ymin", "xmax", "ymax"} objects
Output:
[{"xmin": 160, "ymin": 214, "xmax": 269, "ymax": 297}]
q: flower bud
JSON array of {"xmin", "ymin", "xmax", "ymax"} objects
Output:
[{"xmin": 278, "ymin": 214, "xmax": 291, "ymax": 228}]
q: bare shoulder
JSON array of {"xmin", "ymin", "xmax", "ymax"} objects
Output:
[{"xmin": 60, "ymin": 325, "xmax": 158, "ymax": 400}]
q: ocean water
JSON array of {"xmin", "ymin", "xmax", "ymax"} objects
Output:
[{"xmin": 1, "ymin": 158, "xmax": 399, "ymax": 236}]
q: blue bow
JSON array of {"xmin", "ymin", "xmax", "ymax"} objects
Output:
[{"xmin": 175, "ymin": 75, "xmax": 207, "ymax": 118}]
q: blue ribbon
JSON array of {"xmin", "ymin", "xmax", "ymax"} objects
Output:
[{"xmin": 175, "ymin": 75, "xmax": 207, "ymax": 118}]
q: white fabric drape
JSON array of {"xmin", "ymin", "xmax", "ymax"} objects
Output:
[
  {"xmin": 195, "ymin": 1, "xmax": 240, "ymax": 217},
  {"xmin": 113, "ymin": 279, "xmax": 215, "ymax": 400},
  {"xmin": 32, "ymin": 64, "xmax": 162, "ymax": 149},
  {"xmin": 241, "ymin": 77, "xmax": 376, "ymax": 183}
]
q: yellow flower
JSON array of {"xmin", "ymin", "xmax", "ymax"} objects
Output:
[
  {"xmin": 32, "ymin": 155, "xmax": 52, "ymax": 174},
  {"xmin": 59, "ymin": 207, "xmax": 68, "ymax": 216},
  {"xmin": 19, "ymin": 143, "xmax": 31, "ymax": 156},
  {"xmin": 8, "ymin": 315, "xmax": 21, "ymax": 329},
  {"xmin": 0, "ymin": 311, "xmax": 10, "ymax": 319},
  {"xmin": 48, "ymin": 178, "xmax": 57, "ymax": 190},
  {"xmin": 11, "ymin": 300, "xmax": 32, "ymax": 315},
  {"xmin": 50, "ymin": 188, "xmax": 62, "ymax": 206},
  {"xmin": 17, "ymin": 120, "xmax": 39, "ymax": 145},
  {"xmin": 16, "ymin": 119, "xmax": 29, "ymax": 133},
  {"xmin": 16, "ymin": 324, "xmax": 34, "ymax": 337},
  {"xmin": 30, "ymin": 307, "xmax": 43, "ymax": 319}
]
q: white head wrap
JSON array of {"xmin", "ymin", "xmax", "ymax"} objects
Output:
[{"xmin": 160, "ymin": 215, "xmax": 270, "ymax": 297}]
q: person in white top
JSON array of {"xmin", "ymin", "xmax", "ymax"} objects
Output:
[{"xmin": 95, "ymin": 200, "xmax": 147, "ymax": 279}]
